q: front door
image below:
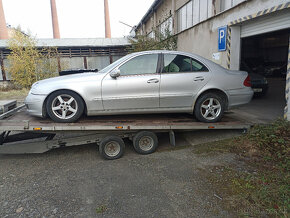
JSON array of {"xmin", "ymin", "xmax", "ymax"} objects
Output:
[{"xmin": 102, "ymin": 54, "xmax": 161, "ymax": 110}]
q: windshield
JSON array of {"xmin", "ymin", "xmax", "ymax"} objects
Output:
[{"xmin": 98, "ymin": 53, "xmax": 134, "ymax": 73}]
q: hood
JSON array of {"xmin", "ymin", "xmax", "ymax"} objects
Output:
[
  {"xmin": 36, "ymin": 72, "xmax": 105, "ymax": 86},
  {"xmin": 30, "ymin": 72, "xmax": 106, "ymax": 95}
]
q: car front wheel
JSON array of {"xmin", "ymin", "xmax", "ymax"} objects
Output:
[
  {"xmin": 194, "ymin": 93, "xmax": 225, "ymax": 123},
  {"xmin": 46, "ymin": 90, "xmax": 84, "ymax": 123}
]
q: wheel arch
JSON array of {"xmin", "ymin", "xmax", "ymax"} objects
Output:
[{"xmin": 42, "ymin": 89, "xmax": 88, "ymax": 118}]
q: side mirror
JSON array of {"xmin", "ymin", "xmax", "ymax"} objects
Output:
[{"xmin": 110, "ymin": 69, "xmax": 120, "ymax": 78}]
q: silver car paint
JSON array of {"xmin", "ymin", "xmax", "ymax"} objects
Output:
[{"xmin": 25, "ymin": 50, "xmax": 253, "ymax": 118}]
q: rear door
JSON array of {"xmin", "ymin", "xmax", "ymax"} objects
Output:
[{"xmin": 160, "ymin": 53, "xmax": 211, "ymax": 108}]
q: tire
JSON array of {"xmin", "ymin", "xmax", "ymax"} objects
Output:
[
  {"xmin": 46, "ymin": 90, "xmax": 84, "ymax": 123},
  {"xmin": 133, "ymin": 131, "xmax": 158, "ymax": 155},
  {"xmin": 99, "ymin": 135, "xmax": 125, "ymax": 160},
  {"xmin": 194, "ymin": 92, "xmax": 225, "ymax": 123}
]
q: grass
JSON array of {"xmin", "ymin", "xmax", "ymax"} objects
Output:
[
  {"xmin": 194, "ymin": 119, "xmax": 290, "ymax": 217},
  {"xmin": 0, "ymin": 88, "xmax": 29, "ymax": 101},
  {"xmin": 96, "ymin": 205, "xmax": 107, "ymax": 214}
]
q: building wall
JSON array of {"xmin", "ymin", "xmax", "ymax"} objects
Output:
[
  {"xmin": 175, "ymin": 0, "xmax": 288, "ymax": 68},
  {"xmin": 136, "ymin": 0, "xmax": 288, "ymax": 67},
  {"xmin": 156, "ymin": 0, "xmax": 173, "ymax": 25}
]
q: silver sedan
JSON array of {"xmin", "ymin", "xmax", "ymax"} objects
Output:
[{"xmin": 25, "ymin": 50, "xmax": 253, "ymax": 123}]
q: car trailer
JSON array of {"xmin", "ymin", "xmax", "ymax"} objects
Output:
[{"xmin": 0, "ymin": 105, "xmax": 251, "ymax": 160}]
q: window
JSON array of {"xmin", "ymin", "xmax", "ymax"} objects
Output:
[
  {"xmin": 192, "ymin": 0, "xmax": 200, "ymax": 25},
  {"xmin": 176, "ymin": 0, "xmax": 247, "ymax": 33},
  {"xmin": 148, "ymin": 31, "xmax": 155, "ymax": 39},
  {"xmin": 163, "ymin": 54, "xmax": 208, "ymax": 73},
  {"xmin": 191, "ymin": 59, "xmax": 208, "ymax": 71},
  {"xmin": 178, "ymin": 1, "xmax": 193, "ymax": 32},
  {"xmin": 186, "ymin": 1, "xmax": 193, "ymax": 28},
  {"xmin": 199, "ymin": 0, "xmax": 208, "ymax": 21},
  {"xmin": 119, "ymin": 54, "xmax": 158, "ymax": 76},
  {"xmin": 159, "ymin": 17, "xmax": 173, "ymax": 37}
]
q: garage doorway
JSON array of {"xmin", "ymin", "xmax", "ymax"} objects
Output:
[{"xmin": 239, "ymin": 29, "xmax": 289, "ymax": 122}]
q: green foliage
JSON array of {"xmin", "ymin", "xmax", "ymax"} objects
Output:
[
  {"xmin": 96, "ymin": 205, "xmax": 107, "ymax": 214},
  {"xmin": 247, "ymin": 119, "xmax": 290, "ymax": 167},
  {"xmin": 230, "ymin": 169, "xmax": 289, "ymax": 217},
  {"xmin": 199, "ymin": 119, "xmax": 290, "ymax": 216},
  {"xmin": 129, "ymin": 18, "xmax": 177, "ymax": 52},
  {"xmin": 7, "ymin": 27, "xmax": 58, "ymax": 88}
]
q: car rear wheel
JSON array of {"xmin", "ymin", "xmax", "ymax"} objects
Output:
[
  {"xmin": 194, "ymin": 93, "xmax": 225, "ymax": 123},
  {"xmin": 46, "ymin": 90, "xmax": 84, "ymax": 123}
]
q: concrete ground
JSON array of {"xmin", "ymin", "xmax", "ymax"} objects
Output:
[
  {"xmin": 0, "ymin": 78, "xmax": 286, "ymax": 217},
  {"xmin": 232, "ymin": 78, "xmax": 286, "ymax": 123}
]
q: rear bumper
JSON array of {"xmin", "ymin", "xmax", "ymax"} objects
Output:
[
  {"xmin": 226, "ymin": 88, "xmax": 254, "ymax": 108},
  {"xmin": 25, "ymin": 93, "xmax": 47, "ymax": 117}
]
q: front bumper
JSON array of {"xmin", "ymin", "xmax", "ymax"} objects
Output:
[{"xmin": 25, "ymin": 93, "xmax": 47, "ymax": 117}]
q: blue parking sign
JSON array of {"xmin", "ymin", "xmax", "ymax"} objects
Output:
[{"xmin": 218, "ymin": 26, "xmax": 227, "ymax": 51}]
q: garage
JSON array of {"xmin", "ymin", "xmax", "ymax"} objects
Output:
[{"xmin": 235, "ymin": 9, "xmax": 290, "ymax": 122}]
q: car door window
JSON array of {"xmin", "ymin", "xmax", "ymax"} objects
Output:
[
  {"xmin": 119, "ymin": 54, "xmax": 158, "ymax": 76},
  {"xmin": 163, "ymin": 54, "xmax": 208, "ymax": 73},
  {"xmin": 191, "ymin": 58, "xmax": 208, "ymax": 72}
]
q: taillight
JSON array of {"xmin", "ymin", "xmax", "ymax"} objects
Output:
[{"xmin": 243, "ymin": 75, "xmax": 251, "ymax": 87}]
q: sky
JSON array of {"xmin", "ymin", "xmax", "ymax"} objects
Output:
[{"xmin": 2, "ymin": 0, "xmax": 155, "ymax": 38}]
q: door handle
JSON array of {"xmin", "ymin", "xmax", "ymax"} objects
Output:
[
  {"xmin": 147, "ymin": 78, "xmax": 159, "ymax": 83},
  {"xmin": 194, "ymin": 76, "xmax": 204, "ymax": 81}
]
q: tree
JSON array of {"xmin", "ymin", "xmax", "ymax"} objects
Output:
[
  {"xmin": 129, "ymin": 17, "xmax": 177, "ymax": 52},
  {"xmin": 7, "ymin": 27, "xmax": 58, "ymax": 88}
]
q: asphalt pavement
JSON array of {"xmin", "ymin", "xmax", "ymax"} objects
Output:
[{"xmin": 0, "ymin": 131, "xmax": 241, "ymax": 218}]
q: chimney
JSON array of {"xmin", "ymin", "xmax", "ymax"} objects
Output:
[
  {"xmin": 50, "ymin": 0, "xmax": 60, "ymax": 39},
  {"xmin": 104, "ymin": 0, "xmax": 111, "ymax": 38},
  {"xmin": 0, "ymin": 0, "xmax": 8, "ymax": 39}
]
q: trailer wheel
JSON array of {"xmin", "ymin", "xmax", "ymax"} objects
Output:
[
  {"xmin": 133, "ymin": 131, "xmax": 158, "ymax": 155},
  {"xmin": 99, "ymin": 135, "xmax": 125, "ymax": 160}
]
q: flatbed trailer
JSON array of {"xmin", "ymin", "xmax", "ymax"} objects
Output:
[{"xmin": 0, "ymin": 105, "xmax": 252, "ymax": 159}]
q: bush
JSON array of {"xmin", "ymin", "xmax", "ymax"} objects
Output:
[{"xmin": 7, "ymin": 27, "xmax": 58, "ymax": 88}]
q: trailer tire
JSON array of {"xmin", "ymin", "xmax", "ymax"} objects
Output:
[
  {"xmin": 133, "ymin": 131, "xmax": 158, "ymax": 155},
  {"xmin": 99, "ymin": 135, "xmax": 125, "ymax": 160},
  {"xmin": 194, "ymin": 92, "xmax": 225, "ymax": 123},
  {"xmin": 46, "ymin": 90, "xmax": 84, "ymax": 123}
]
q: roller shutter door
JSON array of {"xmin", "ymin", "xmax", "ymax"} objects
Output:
[{"xmin": 241, "ymin": 9, "xmax": 290, "ymax": 38}]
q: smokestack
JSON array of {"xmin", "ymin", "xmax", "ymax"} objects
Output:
[
  {"xmin": 0, "ymin": 0, "xmax": 8, "ymax": 39},
  {"xmin": 50, "ymin": 0, "xmax": 60, "ymax": 39},
  {"xmin": 104, "ymin": 0, "xmax": 111, "ymax": 38}
]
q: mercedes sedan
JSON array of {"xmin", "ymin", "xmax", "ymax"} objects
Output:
[{"xmin": 25, "ymin": 50, "xmax": 253, "ymax": 123}]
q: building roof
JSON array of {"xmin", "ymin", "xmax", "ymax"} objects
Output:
[{"xmin": 0, "ymin": 37, "xmax": 131, "ymax": 48}]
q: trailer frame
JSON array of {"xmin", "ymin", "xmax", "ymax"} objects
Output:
[{"xmin": 0, "ymin": 105, "xmax": 252, "ymax": 157}]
